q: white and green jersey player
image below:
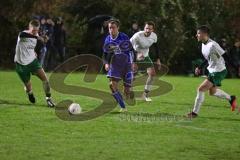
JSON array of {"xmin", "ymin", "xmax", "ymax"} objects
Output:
[
  {"xmin": 130, "ymin": 21, "xmax": 161, "ymax": 102},
  {"xmin": 187, "ymin": 25, "xmax": 237, "ymax": 118},
  {"xmin": 14, "ymin": 19, "xmax": 55, "ymax": 107},
  {"xmin": 202, "ymin": 38, "xmax": 226, "ymax": 74}
]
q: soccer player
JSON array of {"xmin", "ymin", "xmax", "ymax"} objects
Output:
[
  {"xmin": 130, "ymin": 21, "xmax": 161, "ymax": 102},
  {"xmin": 103, "ymin": 19, "xmax": 134, "ymax": 112},
  {"xmin": 14, "ymin": 19, "xmax": 55, "ymax": 107},
  {"xmin": 187, "ymin": 25, "xmax": 237, "ymax": 118}
]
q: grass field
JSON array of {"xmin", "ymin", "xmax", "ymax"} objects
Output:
[{"xmin": 0, "ymin": 71, "xmax": 240, "ymax": 160}]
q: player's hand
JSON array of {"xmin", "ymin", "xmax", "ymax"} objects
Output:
[
  {"xmin": 43, "ymin": 35, "xmax": 49, "ymax": 43},
  {"xmin": 156, "ymin": 58, "xmax": 161, "ymax": 70},
  {"xmin": 37, "ymin": 36, "xmax": 45, "ymax": 42},
  {"xmin": 132, "ymin": 63, "xmax": 138, "ymax": 72},
  {"xmin": 195, "ymin": 67, "xmax": 201, "ymax": 76},
  {"xmin": 105, "ymin": 64, "xmax": 110, "ymax": 71},
  {"xmin": 137, "ymin": 52, "xmax": 144, "ymax": 61}
]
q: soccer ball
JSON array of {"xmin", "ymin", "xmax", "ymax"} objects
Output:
[{"xmin": 68, "ymin": 103, "xmax": 82, "ymax": 115}]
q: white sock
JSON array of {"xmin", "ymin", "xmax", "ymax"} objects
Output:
[
  {"xmin": 27, "ymin": 90, "xmax": 33, "ymax": 95},
  {"xmin": 193, "ymin": 91, "xmax": 205, "ymax": 114},
  {"xmin": 24, "ymin": 87, "xmax": 33, "ymax": 94},
  {"xmin": 213, "ymin": 89, "xmax": 231, "ymax": 100},
  {"xmin": 144, "ymin": 76, "xmax": 154, "ymax": 92}
]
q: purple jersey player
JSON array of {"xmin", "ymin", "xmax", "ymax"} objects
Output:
[{"xmin": 103, "ymin": 19, "xmax": 134, "ymax": 112}]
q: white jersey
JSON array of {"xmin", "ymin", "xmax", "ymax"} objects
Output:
[
  {"xmin": 201, "ymin": 39, "xmax": 226, "ymax": 73},
  {"xmin": 130, "ymin": 31, "xmax": 157, "ymax": 57},
  {"xmin": 14, "ymin": 31, "xmax": 38, "ymax": 65}
]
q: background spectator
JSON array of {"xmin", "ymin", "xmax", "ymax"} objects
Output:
[
  {"xmin": 127, "ymin": 20, "xmax": 140, "ymax": 38},
  {"xmin": 229, "ymin": 38, "xmax": 240, "ymax": 77},
  {"xmin": 53, "ymin": 17, "xmax": 66, "ymax": 63}
]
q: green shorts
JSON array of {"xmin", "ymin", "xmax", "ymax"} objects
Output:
[
  {"xmin": 16, "ymin": 59, "xmax": 42, "ymax": 83},
  {"xmin": 208, "ymin": 69, "xmax": 227, "ymax": 86},
  {"xmin": 136, "ymin": 56, "xmax": 154, "ymax": 71}
]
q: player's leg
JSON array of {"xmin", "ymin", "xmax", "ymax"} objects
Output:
[
  {"xmin": 35, "ymin": 68, "xmax": 55, "ymax": 107},
  {"xmin": 109, "ymin": 78, "xmax": 126, "ymax": 111},
  {"xmin": 107, "ymin": 58, "xmax": 127, "ymax": 111},
  {"xmin": 24, "ymin": 81, "xmax": 36, "ymax": 103},
  {"xmin": 15, "ymin": 62, "xmax": 36, "ymax": 103},
  {"xmin": 208, "ymin": 70, "xmax": 237, "ymax": 111},
  {"xmin": 209, "ymin": 86, "xmax": 231, "ymax": 100},
  {"xmin": 123, "ymin": 69, "xmax": 135, "ymax": 106},
  {"xmin": 188, "ymin": 79, "xmax": 213, "ymax": 118},
  {"xmin": 142, "ymin": 67, "xmax": 156, "ymax": 102}
]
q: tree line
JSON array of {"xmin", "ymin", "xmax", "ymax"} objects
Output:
[{"xmin": 0, "ymin": 0, "xmax": 240, "ymax": 74}]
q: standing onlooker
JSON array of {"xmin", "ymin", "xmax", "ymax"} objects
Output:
[
  {"xmin": 230, "ymin": 38, "xmax": 240, "ymax": 77},
  {"xmin": 44, "ymin": 16, "xmax": 55, "ymax": 71},
  {"xmin": 38, "ymin": 16, "xmax": 49, "ymax": 66},
  {"xmin": 53, "ymin": 17, "xmax": 66, "ymax": 63},
  {"xmin": 127, "ymin": 20, "xmax": 140, "ymax": 38}
]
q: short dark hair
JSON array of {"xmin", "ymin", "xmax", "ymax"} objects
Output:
[
  {"xmin": 29, "ymin": 19, "xmax": 40, "ymax": 27},
  {"xmin": 145, "ymin": 21, "xmax": 156, "ymax": 29},
  {"xmin": 197, "ymin": 25, "xmax": 210, "ymax": 34},
  {"xmin": 108, "ymin": 18, "xmax": 120, "ymax": 27}
]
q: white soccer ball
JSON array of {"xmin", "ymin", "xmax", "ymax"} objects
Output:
[{"xmin": 68, "ymin": 103, "xmax": 82, "ymax": 115}]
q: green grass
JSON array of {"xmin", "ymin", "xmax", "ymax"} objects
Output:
[{"xmin": 0, "ymin": 71, "xmax": 240, "ymax": 160}]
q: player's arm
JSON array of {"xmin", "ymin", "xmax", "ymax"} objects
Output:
[
  {"xmin": 102, "ymin": 51, "xmax": 113, "ymax": 64},
  {"xmin": 35, "ymin": 38, "xmax": 44, "ymax": 58},
  {"xmin": 130, "ymin": 33, "xmax": 144, "ymax": 61},
  {"xmin": 152, "ymin": 42, "xmax": 161, "ymax": 69},
  {"xmin": 127, "ymin": 35, "xmax": 137, "ymax": 71},
  {"xmin": 213, "ymin": 43, "xmax": 238, "ymax": 71},
  {"xmin": 129, "ymin": 44, "xmax": 138, "ymax": 72},
  {"xmin": 102, "ymin": 37, "xmax": 113, "ymax": 71},
  {"xmin": 195, "ymin": 59, "xmax": 207, "ymax": 76},
  {"xmin": 102, "ymin": 52, "xmax": 112, "ymax": 71},
  {"xmin": 130, "ymin": 34, "xmax": 138, "ymax": 51}
]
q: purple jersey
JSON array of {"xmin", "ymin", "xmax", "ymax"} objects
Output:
[
  {"xmin": 103, "ymin": 32, "xmax": 133, "ymax": 86},
  {"xmin": 103, "ymin": 32, "xmax": 133, "ymax": 63}
]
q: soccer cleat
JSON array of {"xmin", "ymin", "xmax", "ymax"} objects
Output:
[
  {"xmin": 186, "ymin": 112, "xmax": 198, "ymax": 118},
  {"xmin": 229, "ymin": 95, "xmax": 237, "ymax": 111},
  {"xmin": 142, "ymin": 92, "xmax": 152, "ymax": 102},
  {"xmin": 119, "ymin": 108, "xmax": 128, "ymax": 113},
  {"xmin": 28, "ymin": 93, "xmax": 36, "ymax": 104},
  {"xmin": 46, "ymin": 97, "xmax": 55, "ymax": 108}
]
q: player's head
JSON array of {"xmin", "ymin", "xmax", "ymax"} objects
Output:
[
  {"xmin": 131, "ymin": 20, "xmax": 139, "ymax": 30},
  {"xmin": 108, "ymin": 19, "xmax": 120, "ymax": 37},
  {"xmin": 29, "ymin": 19, "xmax": 40, "ymax": 36},
  {"xmin": 196, "ymin": 25, "xmax": 210, "ymax": 42},
  {"xmin": 144, "ymin": 21, "xmax": 155, "ymax": 37}
]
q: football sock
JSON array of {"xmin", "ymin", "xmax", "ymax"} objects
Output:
[
  {"xmin": 42, "ymin": 81, "xmax": 51, "ymax": 97},
  {"xmin": 144, "ymin": 76, "xmax": 153, "ymax": 92},
  {"xmin": 27, "ymin": 90, "xmax": 33, "ymax": 95},
  {"xmin": 112, "ymin": 91, "xmax": 125, "ymax": 108},
  {"xmin": 213, "ymin": 89, "xmax": 231, "ymax": 100},
  {"xmin": 193, "ymin": 91, "xmax": 205, "ymax": 114}
]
